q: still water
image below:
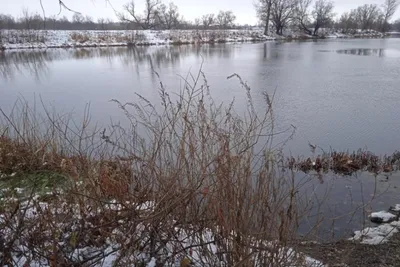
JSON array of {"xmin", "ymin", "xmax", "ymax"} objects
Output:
[{"xmin": 1, "ymin": 38, "xmax": 400, "ymax": 240}]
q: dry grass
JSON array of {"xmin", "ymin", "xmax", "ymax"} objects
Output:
[
  {"xmin": 70, "ymin": 32, "xmax": 91, "ymax": 43},
  {"xmin": 289, "ymin": 149, "xmax": 400, "ymax": 176},
  {"xmin": 0, "ymin": 30, "xmax": 47, "ymax": 44},
  {"xmin": 0, "ymin": 70, "xmax": 330, "ymax": 266}
]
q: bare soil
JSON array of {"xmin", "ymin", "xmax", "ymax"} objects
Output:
[{"xmin": 297, "ymin": 233, "xmax": 400, "ymax": 267}]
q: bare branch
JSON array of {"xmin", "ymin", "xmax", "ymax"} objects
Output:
[{"xmin": 58, "ymin": 0, "xmax": 81, "ymax": 15}]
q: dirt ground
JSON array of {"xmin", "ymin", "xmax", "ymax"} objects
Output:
[{"xmin": 296, "ymin": 233, "xmax": 400, "ymax": 267}]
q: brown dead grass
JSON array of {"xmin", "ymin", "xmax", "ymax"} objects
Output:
[
  {"xmin": 70, "ymin": 32, "xmax": 90, "ymax": 43},
  {"xmin": 0, "ymin": 69, "xmax": 330, "ymax": 266}
]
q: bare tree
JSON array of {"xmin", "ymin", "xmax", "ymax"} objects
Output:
[
  {"xmin": 293, "ymin": 0, "xmax": 312, "ymax": 35},
  {"xmin": 270, "ymin": 0, "xmax": 297, "ymax": 35},
  {"xmin": 47, "ymin": 15, "xmax": 58, "ymax": 30},
  {"xmin": 157, "ymin": 2, "xmax": 180, "ymax": 29},
  {"xmin": 97, "ymin": 18, "xmax": 107, "ymax": 30},
  {"xmin": 72, "ymin": 13, "xmax": 85, "ymax": 24},
  {"xmin": 256, "ymin": 0, "xmax": 274, "ymax": 35},
  {"xmin": 338, "ymin": 12, "xmax": 357, "ymax": 33},
  {"xmin": 22, "ymin": 8, "xmax": 33, "ymax": 30},
  {"xmin": 85, "ymin": 15, "xmax": 94, "ymax": 24},
  {"xmin": 118, "ymin": 0, "xmax": 161, "ymax": 30},
  {"xmin": 194, "ymin": 18, "xmax": 201, "ymax": 28},
  {"xmin": 31, "ymin": 13, "xmax": 44, "ymax": 30},
  {"xmin": 394, "ymin": 19, "xmax": 400, "ymax": 31},
  {"xmin": 0, "ymin": 15, "xmax": 8, "ymax": 29},
  {"xmin": 216, "ymin": 10, "xmax": 236, "ymax": 29},
  {"xmin": 382, "ymin": 0, "xmax": 399, "ymax": 32},
  {"xmin": 311, "ymin": 0, "xmax": 335, "ymax": 35},
  {"xmin": 201, "ymin": 14, "xmax": 215, "ymax": 29},
  {"xmin": 354, "ymin": 4, "xmax": 382, "ymax": 30}
]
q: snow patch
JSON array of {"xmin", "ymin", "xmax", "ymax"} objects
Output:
[
  {"xmin": 0, "ymin": 29, "xmax": 275, "ymax": 50},
  {"xmin": 370, "ymin": 211, "xmax": 397, "ymax": 223},
  {"xmin": 350, "ymin": 223, "xmax": 400, "ymax": 245},
  {"xmin": 390, "ymin": 204, "xmax": 400, "ymax": 212}
]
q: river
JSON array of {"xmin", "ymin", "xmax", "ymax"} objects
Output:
[{"xmin": 1, "ymin": 38, "xmax": 400, "ymax": 240}]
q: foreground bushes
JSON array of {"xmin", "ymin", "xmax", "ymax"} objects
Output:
[{"xmin": 0, "ymin": 70, "xmax": 326, "ymax": 266}]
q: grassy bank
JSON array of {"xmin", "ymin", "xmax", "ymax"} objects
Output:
[
  {"xmin": 0, "ymin": 29, "xmax": 274, "ymax": 50},
  {"xmin": 0, "ymin": 29, "xmax": 387, "ymax": 50}
]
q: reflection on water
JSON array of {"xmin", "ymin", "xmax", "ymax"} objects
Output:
[
  {"xmin": 2, "ymin": 40, "xmax": 400, "ymax": 239},
  {"xmin": 0, "ymin": 50, "xmax": 55, "ymax": 81},
  {"xmin": 0, "ymin": 45, "xmax": 234, "ymax": 81},
  {"xmin": 337, "ymin": 48, "xmax": 400, "ymax": 57}
]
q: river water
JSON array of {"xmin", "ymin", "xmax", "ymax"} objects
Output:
[{"xmin": 1, "ymin": 38, "xmax": 400, "ymax": 240}]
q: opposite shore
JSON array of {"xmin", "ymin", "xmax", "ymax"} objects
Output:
[{"xmin": 0, "ymin": 29, "xmax": 392, "ymax": 50}]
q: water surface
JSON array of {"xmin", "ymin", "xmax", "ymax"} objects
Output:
[
  {"xmin": 2, "ymin": 39, "xmax": 400, "ymax": 156},
  {"xmin": 1, "ymin": 39, "xmax": 400, "ymax": 240}
]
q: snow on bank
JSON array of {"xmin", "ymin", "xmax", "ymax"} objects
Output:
[
  {"xmin": 0, "ymin": 29, "xmax": 274, "ymax": 50},
  {"xmin": 0, "ymin": 28, "xmax": 387, "ymax": 50},
  {"xmin": 350, "ymin": 221, "xmax": 400, "ymax": 245},
  {"xmin": 349, "ymin": 205, "xmax": 400, "ymax": 245},
  {"xmin": 0, "ymin": 191, "xmax": 324, "ymax": 267},
  {"xmin": 370, "ymin": 211, "xmax": 398, "ymax": 223},
  {"xmin": 390, "ymin": 204, "xmax": 400, "ymax": 212}
]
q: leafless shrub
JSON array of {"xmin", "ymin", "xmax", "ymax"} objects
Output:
[
  {"xmin": 0, "ymin": 69, "xmax": 334, "ymax": 266},
  {"xmin": 0, "ymin": 30, "xmax": 47, "ymax": 44},
  {"xmin": 121, "ymin": 30, "xmax": 147, "ymax": 44},
  {"xmin": 289, "ymin": 148, "xmax": 400, "ymax": 175},
  {"xmin": 70, "ymin": 32, "xmax": 90, "ymax": 43}
]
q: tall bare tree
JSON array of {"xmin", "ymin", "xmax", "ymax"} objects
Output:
[
  {"xmin": 0, "ymin": 15, "xmax": 15, "ymax": 29},
  {"xmin": 354, "ymin": 4, "xmax": 382, "ymax": 30},
  {"xmin": 200, "ymin": 14, "xmax": 215, "ymax": 29},
  {"xmin": 118, "ymin": 0, "xmax": 161, "ymax": 30},
  {"xmin": 22, "ymin": 8, "xmax": 33, "ymax": 30},
  {"xmin": 72, "ymin": 13, "xmax": 85, "ymax": 24},
  {"xmin": 270, "ymin": 0, "xmax": 297, "ymax": 35},
  {"xmin": 382, "ymin": 0, "xmax": 399, "ymax": 32},
  {"xmin": 256, "ymin": 0, "xmax": 274, "ymax": 35},
  {"xmin": 338, "ymin": 12, "xmax": 357, "ymax": 33},
  {"xmin": 394, "ymin": 19, "xmax": 400, "ymax": 31},
  {"xmin": 216, "ymin": 10, "xmax": 236, "ymax": 29},
  {"xmin": 156, "ymin": 2, "xmax": 180, "ymax": 29},
  {"xmin": 311, "ymin": 0, "xmax": 335, "ymax": 35},
  {"xmin": 97, "ymin": 18, "xmax": 107, "ymax": 30},
  {"xmin": 294, "ymin": 0, "xmax": 312, "ymax": 35},
  {"xmin": 31, "ymin": 13, "xmax": 44, "ymax": 30}
]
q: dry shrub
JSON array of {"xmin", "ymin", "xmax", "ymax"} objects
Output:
[
  {"xmin": 70, "ymin": 32, "xmax": 91, "ymax": 43},
  {"xmin": 116, "ymin": 31, "xmax": 148, "ymax": 44},
  {"xmin": 0, "ymin": 69, "xmax": 322, "ymax": 266},
  {"xmin": 0, "ymin": 30, "xmax": 47, "ymax": 45},
  {"xmin": 290, "ymin": 149, "xmax": 400, "ymax": 175}
]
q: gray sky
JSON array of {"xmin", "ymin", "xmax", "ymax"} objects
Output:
[{"xmin": 3, "ymin": 0, "xmax": 400, "ymax": 25}]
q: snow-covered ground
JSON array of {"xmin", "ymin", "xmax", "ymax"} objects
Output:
[
  {"xmin": 2, "ymin": 183, "xmax": 400, "ymax": 266},
  {"xmin": 349, "ymin": 205, "xmax": 400, "ymax": 245},
  {"xmin": 0, "ymin": 186, "xmax": 324, "ymax": 267},
  {"xmin": 350, "ymin": 221, "xmax": 400, "ymax": 245},
  {"xmin": 0, "ymin": 28, "xmax": 387, "ymax": 50},
  {"xmin": 370, "ymin": 210, "xmax": 398, "ymax": 223},
  {"xmin": 0, "ymin": 29, "xmax": 275, "ymax": 50}
]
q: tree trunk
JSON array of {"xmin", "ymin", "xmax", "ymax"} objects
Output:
[
  {"xmin": 264, "ymin": 0, "xmax": 272, "ymax": 36},
  {"xmin": 300, "ymin": 21, "xmax": 312, "ymax": 35},
  {"xmin": 313, "ymin": 25, "xmax": 320, "ymax": 36},
  {"xmin": 276, "ymin": 25, "xmax": 283, "ymax": 35}
]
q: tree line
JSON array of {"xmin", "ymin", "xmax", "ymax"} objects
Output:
[
  {"xmin": 0, "ymin": 1, "xmax": 238, "ymax": 31},
  {"xmin": 0, "ymin": 0, "xmax": 399, "ymax": 33},
  {"xmin": 257, "ymin": 0, "xmax": 399, "ymax": 35},
  {"xmin": 116, "ymin": 0, "xmax": 238, "ymax": 29}
]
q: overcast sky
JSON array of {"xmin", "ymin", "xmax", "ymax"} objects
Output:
[{"xmin": 3, "ymin": 0, "xmax": 400, "ymax": 25}]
